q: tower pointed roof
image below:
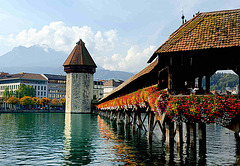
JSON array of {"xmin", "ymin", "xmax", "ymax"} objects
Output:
[
  {"xmin": 63, "ymin": 39, "xmax": 97, "ymax": 67},
  {"xmin": 63, "ymin": 39, "xmax": 97, "ymax": 73}
]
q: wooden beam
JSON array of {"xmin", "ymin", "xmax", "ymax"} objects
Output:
[{"xmin": 206, "ymin": 75, "xmax": 210, "ymax": 94}]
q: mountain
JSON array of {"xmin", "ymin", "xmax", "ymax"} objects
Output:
[
  {"xmin": 94, "ymin": 69, "xmax": 134, "ymax": 80},
  {"xmin": 0, "ymin": 45, "xmax": 134, "ymax": 80}
]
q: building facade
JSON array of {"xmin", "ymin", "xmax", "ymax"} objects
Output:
[
  {"xmin": 103, "ymin": 79, "xmax": 124, "ymax": 96},
  {"xmin": 42, "ymin": 74, "xmax": 66, "ymax": 100},
  {"xmin": 0, "ymin": 72, "xmax": 104, "ymax": 101},
  {"xmin": 93, "ymin": 81, "xmax": 104, "ymax": 99},
  {"xmin": 0, "ymin": 72, "xmax": 48, "ymax": 98}
]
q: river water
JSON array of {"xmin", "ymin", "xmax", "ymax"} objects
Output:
[{"xmin": 0, "ymin": 113, "xmax": 239, "ymax": 165}]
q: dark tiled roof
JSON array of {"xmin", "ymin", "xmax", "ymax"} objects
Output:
[
  {"xmin": 148, "ymin": 9, "xmax": 240, "ymax": 63},
  {"xmin": 63, "ymin": 39, "xmax": 97, "ymax": 67},
  {"xmin": 99, "ymin": 59, "xmax": 158, "ymax": 103},
  {"xmin": 0, "ymin": 73, "xmax": 47, "ymax": 81},
  {"xmin": 43, "ymin": 74, "xmax": 66, "ymax": 80}
]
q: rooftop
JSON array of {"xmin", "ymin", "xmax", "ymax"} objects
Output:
[
  {"xmin": 148, "ymin": 8, "xmax": 240, "ymax": 62},
  {"xmin": 99, "ymin": 59, "xmax": 159, "ymax": 103},
  {"xmin": 0, "ymin": 72, "xmax": 47, "ymax": 81},
  {"xmin": 63, "ymin": 39, "xmax": 97, "ymax": 67},
  {"xmin": 42, "ymin": 74, "xmax": 66, "ymax": 80}
]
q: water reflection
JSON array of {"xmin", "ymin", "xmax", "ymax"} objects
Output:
[
  {"xmin": 63, "ymin": 114, "xmax": 96, "ymax": 165},
  {"xmin": 0, "ymin": 113, "xmax": 239, "ymax": 165},
  {"xmin": 95, "ymin": 115, "xmax": 240, "ymax": 165},
  {"xmin": 97, "ymin": 115, "xmax": 138, "ymax": 165}
]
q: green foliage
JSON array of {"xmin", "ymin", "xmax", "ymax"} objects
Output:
[
  {"xmin": 15, "ymin": 84, "xmax": 36, "ymax": 98},
  {"xmin": 7, "ymin": 97, "xmax": 19, "ymax": 105},
  {"xmin": 2, "ymin": 87, "xmax": 10, "ymax": 99},
  {"xmin": 20, "ymin": 96, "xmax": 34, "ymax": 106},
  {"xmin": 202, "ymin": 73, "xmax": 239, "ymax": 91},
  {"xmin": 40, "ymin": 97, "xmax": 50, "ymax": 106},
  {"xmin": 59, "ymin": 98, "xmax": 66, "ymax": 107}
]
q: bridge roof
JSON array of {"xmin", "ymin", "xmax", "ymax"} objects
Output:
[
  {"xmin": 148, "ymin": 8, "xmax": 240, "ymax": 63},
  {"xmin": 99, "ymin": 59, "xmax": 159, "ymax": 103}
]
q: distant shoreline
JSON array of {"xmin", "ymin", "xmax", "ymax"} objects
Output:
[{"xmin": 0, "ymin": 110, "xmax": 65, "ymax": 113}]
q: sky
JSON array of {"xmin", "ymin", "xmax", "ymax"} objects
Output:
[{"xmin": 0, "ymin": 0, "xmax": 240, "ymax": 73}]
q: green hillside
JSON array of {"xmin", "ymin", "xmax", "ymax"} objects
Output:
[{"xmin": 202, "ymin": 73, "xmax": 239, "ymax": 91}]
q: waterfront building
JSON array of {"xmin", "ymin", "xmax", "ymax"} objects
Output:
[
  {"xmin": 103, "ymin": 79, "xmax": 123, "ymax": 96},
  {"xmin": 0, "ymin": 72, "xmax": 48, "ymax": 98},
  {"xmin": 63, "ymin": 39, "xmax": 97, "ymax": 113},
  {"xmin": 41, "ymin": 74, "xmax": 66, "ymax": 100},
  {"xmin": 93, "ymin": 80, "xmax": 104, "ymax": 99}
]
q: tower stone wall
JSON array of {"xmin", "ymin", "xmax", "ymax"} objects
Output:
[
  {"xmin": 65, "ymin": 73, "xmax": 93, "ymax": 113},
  {"xmin": 63, "ymin": 39, "xmax": 96, "ymax": 114}
]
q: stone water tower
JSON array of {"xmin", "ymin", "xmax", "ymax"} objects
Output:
[{"xmin": 63, "ymin": 39, "xmax": 97, "ymax": 113}]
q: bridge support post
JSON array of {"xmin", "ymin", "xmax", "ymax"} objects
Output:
[
  {"xmin": 132, "ymin": 110, "xmax": 137, "ymax": 134},
  {"xmin": 189, "ymin": 123, "xmax": 197, "ymax": 162},
  {"xmin": 117, "ymin": 111, "xmax": 121, "ymax": 124},
  {"xmin": 147, "ymin": 111, "xmax": 155, "ymax": 143},
  {"xmin": 183, "ymin": 123, "xmax": 190, "ymax": 146},
  {"xmin": 189, "ymin": 123, "xmax": 196, "ymax": 147},
  {"xmin": 109, "ymin": 111, "xmax": 113, "ymax": 121},
  {"xmin": 198, "ymin": 122, "xmax": 206, "ymax": 157},
  {"xmin": 137, "ymin": 112, "xmax": 143, "ymax": 129},
  {"xmin": 165, "ymin": 119, "xmax": 174, "ymax": 148},
  {"xmin": 176, "ymin": 123, "xmax": 183, "ymax": 150},
  {"xmin": 124, "ymin": 110, "xmax": 131, "ymax": 126}
]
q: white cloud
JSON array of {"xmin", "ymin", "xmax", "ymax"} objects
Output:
[
  {"xmin": 1, "ymin": 21, "xmax": 156, "ymax": 73},
  {"xmin": 3, "ymin": 21, "xmax": 117, "ymax": 57},
  {"xmin": 103, "ymin": 45, "xmax": 156, "ymax": 73}
]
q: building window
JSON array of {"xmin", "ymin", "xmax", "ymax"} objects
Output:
[{"xmin": 44, "ymin": 86, "xmax": 46, "ymax": 90}]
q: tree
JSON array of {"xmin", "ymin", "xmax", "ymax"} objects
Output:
[
  {"xmin": 2, "ymin": 87, "xmax": 11, "ymax": 99},
  {"xmin": 202, "ymin": 73, "xmax": 239, "ymax": 91},
  {"xmin": 15, "ymin": 84, "xmax": 36, "ymax": 98},
  {"xmin": 40, "ymin": 97, "xmax": 50, "ymax": 107},
  {"xmin": 32, "ymin": 97, "xmax": 40, "ymax": 108},
  {"xmin": 20, "ymin": 96, "xmax": 34, "ymax": 109},
  {"xmin": 59, "ymin": 98, "xmax": 66, "ymax": 107},
  {"xmin": 7, "ymin": 97, "xmax": 19, "ymax": 110},
  {"xmin": 51, "ymin": 99, "xmax": 58, "ymax": 106}
]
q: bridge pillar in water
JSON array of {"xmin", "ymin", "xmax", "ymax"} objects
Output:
[
  {"xmin": 147, "ymin": 111, "xmax": 155, "ymax": 143},
  {"xmin": 165, "ymin": 119, "xmax": 174, "ymax": 148},
  {"xmin": 176, "ymin": 123, "xmax": 183, "ymax": 150},
  {"xmin": 198, "ymin": 122, "xmax": 206, "ymax": 157},
  {"xmin": 63, "ymin": 39, "xmax": 97, "ymax": 113}
]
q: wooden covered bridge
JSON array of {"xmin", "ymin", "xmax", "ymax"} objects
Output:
[{"xmin": 96, "ymin": 9, "xmax": 240, "ymax": 154}]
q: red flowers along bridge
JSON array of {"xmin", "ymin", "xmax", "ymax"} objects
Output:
[{"xmin": 96, "ymin": 9, "xmax": 240, "ymax": 159}]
